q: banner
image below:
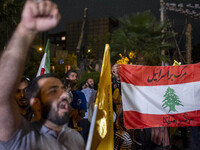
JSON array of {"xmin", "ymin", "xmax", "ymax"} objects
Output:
[
  {"xmin": 86, "ymin": 44, "xmax": 113, "ymax": 150},
  {"xmin": 119, "ymin": 63, "xmax": 200, "ymax": 129}
]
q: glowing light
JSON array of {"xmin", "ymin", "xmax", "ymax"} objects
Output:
[
  {"xmin": 38, "ymin": 47, "xmax": 43, "ymax": 51},
  {"xmin": 61, "ymin": 36, "xmax": 66, "ymax": 41}
]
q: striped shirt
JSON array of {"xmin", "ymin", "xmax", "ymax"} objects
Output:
[{"xmin": 114, "ymin": 130, "xmax": 132, "ymax": 150}]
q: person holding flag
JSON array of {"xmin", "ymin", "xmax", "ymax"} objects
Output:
[{"xmin": 86, "ymin": 44, "xmax": 114, "ymax": 150}]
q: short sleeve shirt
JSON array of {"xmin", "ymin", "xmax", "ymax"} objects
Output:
[{"xmin": 0, "ymin": 119, "xmax": 85, "ymax": 150}]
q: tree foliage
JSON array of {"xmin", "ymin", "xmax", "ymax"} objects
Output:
[
  {"xmin": 162, "ymin": 87, "xmax": 183, "ymax": 113},
  {"xmin": 51, "ymin": 53, "xmax": 77, "ymax": 78},
  {"xmin": 0, "ymin": 0, "xmax": 25, "ymax": 51},
  {"xmin": 110, "ymin": 11, "xmax": 176, "ymax": 65},
  {"xmin": 24, "ymin": 47, "xmax": 43, "ymax": 79}
]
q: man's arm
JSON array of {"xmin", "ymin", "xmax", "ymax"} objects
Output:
[{"xmin": 0, "ymin": 0, "xmax": 60, "ymax": 141}]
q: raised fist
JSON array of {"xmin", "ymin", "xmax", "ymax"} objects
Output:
[{"xmin": 20, "ymin": 0, "xmax": 61, "ymax": 33}]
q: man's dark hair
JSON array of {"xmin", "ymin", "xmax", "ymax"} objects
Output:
[
  {"xmin": 65, "ymin": 70, "xmax": 77, "ymax": 78},
  {"xmin": 21, "ymin": 76, "xmax": 31, "ymax": 83},
  {"xmin": 61, "ymin": 78, "xmax": 73, "ymax": 89},
  {"xmin": 86, "ymin": 78, "xmax": 94, "ymax": 83},
  {"xmin": 26, "ymin": 73, "xmax": 60, "ymax": 101}
]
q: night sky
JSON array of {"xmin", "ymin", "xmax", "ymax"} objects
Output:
[{"xmin": 51, "ymin": 0, "xmax": 200, "ymax": 47}]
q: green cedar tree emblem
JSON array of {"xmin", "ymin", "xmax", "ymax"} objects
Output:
[{"xmin": 162, "ymin": 87, "xmax": 184, "ymax": 112}]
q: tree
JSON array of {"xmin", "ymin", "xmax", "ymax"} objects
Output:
[
  {"xmin": 50, "ymin": 53, "xmax": 78, "ymax": 78},
  {"xmin": 186, "ymin": 24, "xmax": 192, "ymax": 64},
  {"xmin": 192, "ymin": 43, "xmax": 200, "ymax": 63},
  {"xmin": 110, "ymin": 11, "xmax": 176, "ymax": 65},
  {"xmin": 24, "ymin": 47, "xmax": 43, "ymax": 79},
  {"xmin": 0, "ymin": 0, "xmax": 25, "ymax": 51},
  {"xmin": 162, "ymin": 87, "xmax": 183, "ymax": 113}
]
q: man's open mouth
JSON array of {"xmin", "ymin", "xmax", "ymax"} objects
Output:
[{"xmin": 59, "ymin": 101, "xmax": 68, "ymax": 112}]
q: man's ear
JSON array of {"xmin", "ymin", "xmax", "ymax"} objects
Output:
[
  {"xmin": 30, "ymin": 98, "xmax": 42, "ymax": 121},
  {"xmin": 30, "ymin": 98, "xmax": 40, "ymax": 108}
]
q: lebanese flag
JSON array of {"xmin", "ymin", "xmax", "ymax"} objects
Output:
[
  {"xmin": 36, "ymin": 39, "xmax": 50, "ymax": 77},
  {"xmin": 119, "ymin": 63, "xmax": 200, "ymax": 129}
]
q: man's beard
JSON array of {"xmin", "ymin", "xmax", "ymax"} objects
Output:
[
  {"xmin": 41, "ymin": 101, "xmax": 70, "ymax": 126},
  {"xmin": 88, "ymin": 83, "xmax": 94, "ymax": 89},
  {"xmin": 17, "ymin": 98, "xmax": 29, "ymax": 108}
]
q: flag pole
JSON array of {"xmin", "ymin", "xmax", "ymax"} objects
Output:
[{"xmin": 85, "ymin": 105, "xmax": 98, "ymax": 150}]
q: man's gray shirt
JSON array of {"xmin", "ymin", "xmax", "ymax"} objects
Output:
[{"xmin": 0, "ymin": 119, "xmax": 85, "ymax": 150}]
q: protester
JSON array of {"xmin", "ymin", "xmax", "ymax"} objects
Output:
[
  {"xmin": 65, "ymin": 70, "xmax": 78, "ymax": 81},
  {"xmin": 0, "ymin": 1, "xmax": 84, "ymax": 149},
  {"xmin": 79, "ymin": 81, "xmax": 87, "ymax": 90},
  {"xmin": 112, "ymin": 63, "xmax": 122, "ymax": 133},
  {"xmin": 61, "ymin": 78, "xmax": 73, "ymax": 104},
  {"xmin": 65, "ymin": 70, "xmax": 87, "ymax": 132},
  {"xmin": 112, "ymin": 64, "xmax": 152, "ymax": 150},
  {"xmin": 114, "ymin": 106, "xmax": 132, "ymax": 150},
  {"xmin": 81, "ymin": 78, "xmax": 97, "ymax": 143},
  {"xmin": 15, "ymin": 76, "xmax": 33, "ymax": 121},
  {"xmin": 27, "ymin": 73, "xmax": 85, "ymax": 149},
  {"xmin": 111, "ymin": 63, "xmax": 121, "ymax": 113}
]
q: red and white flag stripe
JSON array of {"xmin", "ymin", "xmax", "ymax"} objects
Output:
[
  {"xmin": 36, "ymin": 53, "xmax": 47, "ymax": 77},
  {"xmin": 119, "ymin": 63, "xmax": 200, "ymax": 129}
]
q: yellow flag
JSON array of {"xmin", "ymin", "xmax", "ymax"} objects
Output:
[
  {"xmin": 90, "ymin": 44, "xmax": 114, "ymax": 150},
  {"xmin": 173, "ymin": 60, "xmax": 180, "ymax": 66}
]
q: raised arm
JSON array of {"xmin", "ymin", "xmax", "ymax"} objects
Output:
[{"xmin": 0, "ymin": 0, "xmax": 60, "ymax": 141}]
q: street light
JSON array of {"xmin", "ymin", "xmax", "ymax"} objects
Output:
[
  {"xmin": 61, "ymin": 36, "xmax": 66, "ymax": 41},
  {"xmin": 38, "ymin": 47, "xmax": 43, "ymax": 51}
]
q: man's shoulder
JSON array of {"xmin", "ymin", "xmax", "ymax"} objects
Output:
[
  {"xmin": 81, "ymin": 87, "xmax": 90, "ymax": 93},
  {"xmin": 73, "ymin": 90, "xmax": 84, "ymax": 95},
  {"xmin": 75, "ymin": 90, "xmax": 86, "ymax": 99},
  {"xmin": 62, "ymin": 125, "xmax": 85, "ymax": 149},
  {"xmin": 63, "ymin": 125, "xmax": 81, "ymax": 135},
  {"xmin": 0, "ymin": 119, "xmax": 40, "ymax": 149}
]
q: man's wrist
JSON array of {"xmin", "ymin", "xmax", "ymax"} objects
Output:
[{"xmin": 17, "ymin": 23, "xmax": 38, "ymax": 38}]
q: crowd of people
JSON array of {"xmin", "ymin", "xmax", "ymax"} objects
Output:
[
  {"xmin": 15, "ymin": 69, "xmax": 96, "ymax": 148},
  {"xmin": 0, "ymin": 0, "xmax": 199, "ymax": 150}
]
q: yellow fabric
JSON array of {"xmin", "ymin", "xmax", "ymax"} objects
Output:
[
  {"xmin": 173, "ymin": 60, "xmax": 180, "ymax": 66},
  {"xmin": 113, "ymin": 88, "xmax": 122, "ymax": 114},
  {"xmin": 113, "ymin": 88, "xmax": 120, "ymax": 100},
  {"xmin": 91, "ymin": 44, "xmax": 114, "ymax": 150}
]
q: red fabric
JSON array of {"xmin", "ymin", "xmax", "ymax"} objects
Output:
[
  {"xmin": 40, "ymin": 68, "xmax": 45, "ymax": 75},
  {"xmin": 119, "ymin": 63, "xmax": 200, "ymax": 86},
  {"xmin": 124, "ymin": 110, "xmax": 200, "ymax": 129}
]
